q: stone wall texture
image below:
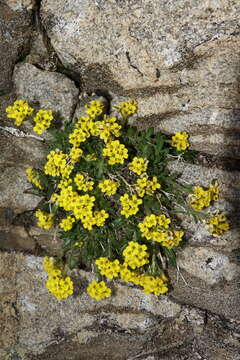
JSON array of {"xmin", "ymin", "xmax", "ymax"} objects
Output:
[{"xmin": 0, "ymin": 0, "xmax": 240, "ymax": 359}]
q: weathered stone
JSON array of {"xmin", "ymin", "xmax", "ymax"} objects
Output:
[
  {"xmin": 0, "ymin": 127, "xmax": 46, "ymax": 219},
  {"xmin": 0, "ymin": 132, "xmax": 46, "ymax": 214},
  {"xmin": 5, "ymin": 0, "xmax": 36, "ymax": 11},
  {"xmin": 40, "ymin": 0, "xmax": 240, "ymax": 158},
  {"xmin": 13, "ymin": 62, "xmax": 79, "ymax": 122},
  {"xmin": 0, "ymin": 252, "xmax": 19, "ymax": 349},
  {"xmin": 170, "ymin": 266, "xmax": 240, "ymax": 320},
  {"xmin": 1, "ymin": 252, "xmax": 240, "ymax": 358},
  {"xmin": 167, "ymin": 161, "xmax": 240, "ymax": 250},
  {"xmin": 29, "ymin": 226, "xmax": 62, "ymax": 255},
  {"xmin": 0, "ymin": 166, "xmax": 41, "ymax": 214},
  {"xmin": 178, "ymin": 246, "xmax": 239, "ymax": 285},
  {"xmin": 0, "ymin": 225, "xmax": 36, "ymax": 252},
  {"xmin": 0, "ymin": 132, "xmax": 47, "ymax": 168},
  {"xmin": 115, "ymin": 312, "xmax": 157, "ymax": 330},
  {"xmin": 0, "ymin": 253, "xmax": 181, "ymax": 354},
  {"xmin": 0, "ymin": 1, "xmax": 34, "ymax": 94}
]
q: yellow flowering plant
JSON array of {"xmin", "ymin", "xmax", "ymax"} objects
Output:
[{"xmin": 6, "ymin": 98, "xmax": 229, "ymax": 301}]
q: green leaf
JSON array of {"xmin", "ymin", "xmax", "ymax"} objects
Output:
[{"xmin": 163, "ymin": 248, "xmax": 177, "ymax": 267}]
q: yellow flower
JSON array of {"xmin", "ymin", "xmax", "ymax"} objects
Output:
[
  {"xmin": 98, "ymin": 179, "xmax": 119, "ymax": 196},
  {"xmin": 114, "ymin": 99, "xmax": 138, "ymax": 117},
  {"xmin": 206, "ymin": 213, "xmax": 229, "ymax": 236},
  {"xmin": 74, "ymin": 173, "xmax": 94, "ymax": 192},
  {"xmin": 95, "ymin": 257, "xmax": 121, "ymax": 279},
  {"xmin": 87, "ymin": 281, "xmax": 111, "ymax": 300},
  {"xmin": 122, "ymin": 241, "xmax": 149, "ymax": 270},
  {"xmin": 97, "ymin": 115, "xmax": 122, "ymax": 143},
  {"xmin": 35, "ymin": 209, "xmax": 54, "ymax": 230},
  {"xmin": 59, "ymin": 216, "xmax": 75, "ymax": 231},
  {"xmin": 44, "ymin": 150, "xmax": 73, "ymax": 178},
  {"xmin": 189, "ymin": 182, "xmax": 220, "ymax": 211},
  {"xmin": 103, "ymin": 140, "xmax": 128, "ymax": 165},
  {"xmin": 171, "ymin": 132, "xmax": 189, "ymax": 151},
  {"xmin": 120, "ymin": 194, "xmax": 142, "ymax": 218},
  {"xmin": 138, "ymin": 274, "xmax": 168, "ymax": 295},
  {"xmin": 128, "ymin": 157, "xmax": 148, "ymax": 175},
  {"xmin": 6, "ymin": 99, "xmax": 33, "ymax": 126},
  {"xmin": 84, "ymin": 100, "xmax": 105, "ymax": 119},
  {"xmin": 135, "ymin": 175, "xmax": 161, "ymax": 197},
  {"xmin": 69, "ymin": 147, "xmax": 83, "ymax": 163},
  {"xmin": 26, "ymin": 168, "xmax": 43, "ymax": 189},
  {"xmin": 46, "ymin": 274, "xmax": 74, "ymax": 300},
  {"xmin": 33, "ymin": 109, "xmax": 53, "ymax": 134}
]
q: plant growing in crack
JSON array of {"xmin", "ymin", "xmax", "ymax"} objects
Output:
[{"xmin": 6, "ymin": 98, "xmax": 229, "ymax": 301}]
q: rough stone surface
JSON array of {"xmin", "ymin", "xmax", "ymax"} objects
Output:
[
  {"xmin": 1, "ymin": 0, "xmax": 240, "ymax": 358},
  {"xmin": 41, "ymin": 0, "xmax": 240, "ymax": 157},
  {"xmin": 0, "ymin": 225, "xmax": 36, "ymax": 252},
  {"xmin": 29, "ymin": 226, "xmax": 62, "ymax": 255},
  {"xmin": 13, "ymin": 62, "xmax": 79, "ymax": 122},
  {"xmin": 0, "ymin": 132, "xmax": 46, "ymax": 214},
  {"xmin": 5, "ymin": 0, "xmax": 36, "ymax": 11},
  {"xmin": 178, "ymin": 246, "xmax": 239, "ymax": 285},
  {"xmin": 0, "ymin": 1, "xmax": 34, "ymax": 94},
  {"xmin": 0, "ymin": 166, "xmax": 41, "ymax": 214},
  {"xmin": 169, "ymin": 266, "xmax": 240, "ymax": 321},
  {"xmin": 0, "ymin": 252, "xmax": 240, "ymax": 359}
]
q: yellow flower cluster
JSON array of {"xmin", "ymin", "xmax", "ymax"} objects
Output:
[
  {"xmin": 43, "ymin": 257, "xmax": 74, "ymax": 300},
  {"xmin": 74, "ymin": 173, "xmax": 94, "ymax": 192},
  {"xmin": 98, "ymin": 179, "xmax": 119, "ymax": 196},
  {"xmin": 69, "ymin": 127, "xmax": 89, "ymax": 147},
  {"xmin": 71, "ymin": 194, "xmax": 95, "ymax": 221},
  {"xmin": 119, "ymin": 265, "xmax": 168, "ymax": 295},
  {"xmin": 103, "ymin": 140, "xmax": 128, "ymax": 165},
  {"xmin": 33, "ymin": 109, "xmax": 53, "ymax": 134},
  {"xmin": 57, "ymin": 178, "xmax": 72, "ymax": 190},
  {"xmin": 87, "ymin": 280, "xmax": 111, "ymax": 300},
  {"xmin": 120, "ymin": 264, "xmax": 141, "ymax": 284},
  {"xmin": 52, "ymin": 185, "xmax": 78, "ymax": 211},
  {"xmin": 135, "ymin": 175, "xmax": 161, "ymax": 197},
  {"xmin": 120, "ymin": 194, "xmax": 142, "ymax": 218},
  {"xmin": 69, "ymin": 147, "xmax": 83, "ymax": 163},
  {"xmin": 128, "ymin": 157, "xmax": 148, "ymax": 175},
  {"xmin": 59, "ymin": 216, "xmax": 75, "ymax": 231},
  {"xmin": 171, "ymin": 132, "xmax": 189, "ymax": 151},
  {"xmin": 26, "ymin": 168, "xmax": 43, "ymax": 189},
  {"xmin": 96, "ymin": 115, "xmax": 122, "ymax": 143},
  {"xmin": 139, "ymin": 274, "xmax": 168, "ymax": 295},
  {"xmin": 6, "ymin": 99, "xmax": 33, "ymax": 126},
  {"xmin": 122, "ymin": 241, "xmax": 149, "ymax": 269},
  {"xmin": 51, "ymin": 185, "xmax": 106, "ymax": 231},
  {"xmin": 190, "ymin": 181, "xmax": 219, "ymax": 211},
  {"xmin": 35, "ymin": 209, "xmax": 54, "ymax": 230},
  {"xmin": 84, "ymin": 100, "xmax": 105, "ymax": 118},
  {"xmin": 44, "ymin": 150, "xmax": 74, "ymax": 178},
  {"xmin": 95, "ymin": 257, "xmax": 121, "ymax": 279},
  {"xmin": 138, "ymin": 214, "xmax": 184, "ymax": 248},
  {"xmin": 114, "ymin": 99, "xmax": 138, "ymax": 117},
  {"xmin": 206, "ymin": 213, "xmax": 229, "ymax": 236}
]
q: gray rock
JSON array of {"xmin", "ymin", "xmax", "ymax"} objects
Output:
[
  {"xmin": 40, "ymin": 0, "xmax": 240, "ymax": 158},
  {"xmin": 0, "ymin": 166, "xmax": 41, "ymax": 214},
  {"xmin": 1, "ymin": 252, "xmax": 240, "ymax": 358},
  {"xmin": 178, "ymin": 246, "xmax": 239, "ymax": 285},
  {"xmin": 0, "ymin": 1, "xmax": 34, "ymax": 94},
  {"xmin": 0, "ymin": 132, "xmax": 46, "ymax": 214},
  {"xmin": 13, "ymin": 62, "xmax": 79, "ymax": 122},
  {"xmin": 167, "ymin": 161, "xmax": 240, "ymax": 250},
  {"xmin": 0, "ymin": 253, "xmax": 181, "ymax": 354},
  {"xmin": 4, "ymin": 0, "xmax": 36, "ymax": 11},
  {"xmin": 0, "ymin": 225, "xmax": 36, "ymax": 252}
]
